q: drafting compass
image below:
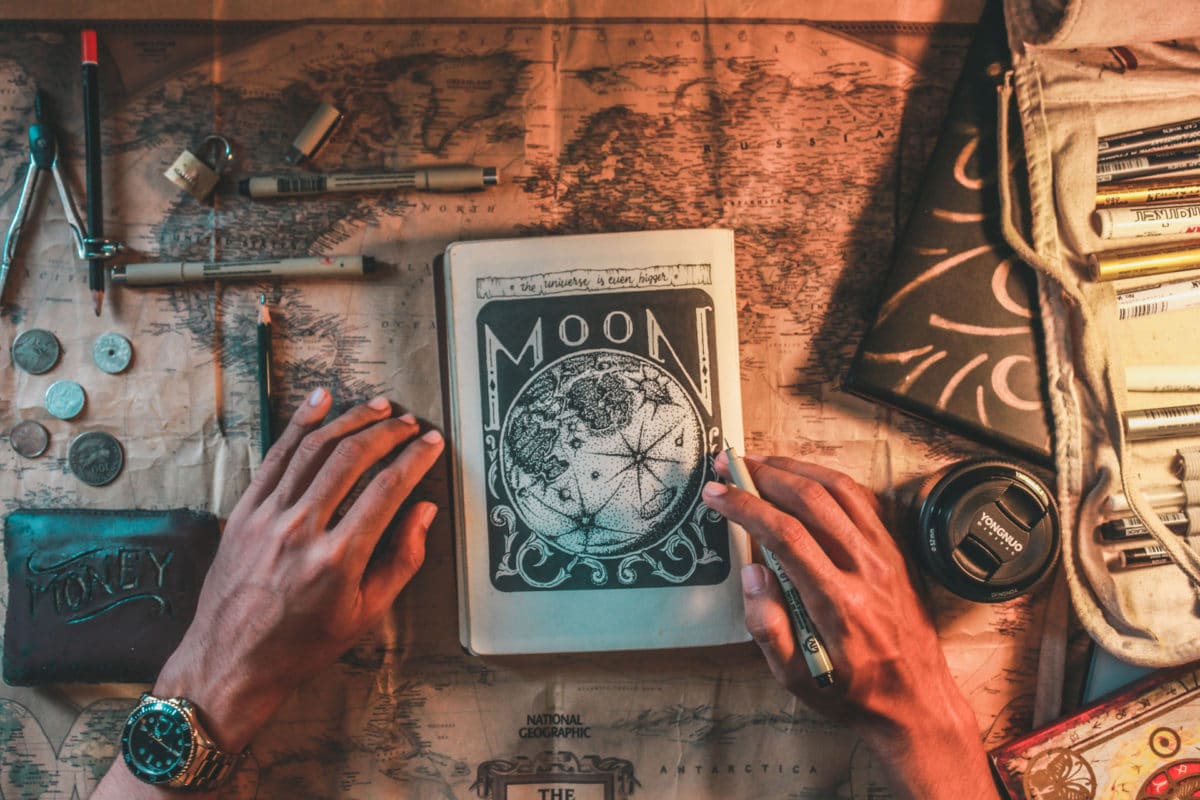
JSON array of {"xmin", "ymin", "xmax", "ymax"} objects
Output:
[{"xmin": 0, "ymin": 90, "xmax": 122, "ymax": 305}]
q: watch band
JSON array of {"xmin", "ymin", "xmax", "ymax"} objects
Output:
[
  {"xmin": 176, "ymin": 699, "xmax": 245, "ymax": 790},
  {"xmin": 183, "ymin": 737, "xmax": 243, "ymax": 790},
  {"xmin": 126, "ymin": 693, "xmax": 246, "ymax": 790}
]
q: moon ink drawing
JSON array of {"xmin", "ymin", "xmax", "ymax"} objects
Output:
[{"xmin": 477, "ymin": 286, "xmax": 729, "ymax": 592}]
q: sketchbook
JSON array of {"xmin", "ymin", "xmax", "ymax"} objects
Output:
[{"xmin": 436, "ymin": 229, "xmax": 752, "ymax": 655}]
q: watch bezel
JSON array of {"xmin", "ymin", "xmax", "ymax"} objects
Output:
[{"xmin": 121, "ymin": 697, "xmax": 197, "ymax": 786}]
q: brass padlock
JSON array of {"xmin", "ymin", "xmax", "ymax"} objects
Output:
[{"xmin": 164, "ymin": 135, "xmax": 233, "ymax": 201}]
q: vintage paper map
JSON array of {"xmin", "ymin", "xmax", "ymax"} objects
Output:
[{"xmin": 0, "ymin": 9, "xmax": 1052, "ymax": 798}]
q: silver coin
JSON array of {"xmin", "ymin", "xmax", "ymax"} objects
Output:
[
  {"xmin": 93, "ymin": 332, "xmax": 132, "ymax": 374},
  {"xmin": 67, "ymin": 431, "xmax": 124, "ymax": 486},
  {"xmin": 11, "ymin": 329, "xmax": 60, "ymax": 375},
  {"xmin": 45, "ymin": 380, "xmax": 86, "ymax": 420},
  {"xmin": 9, "ymin": 420, "xmax": 49, "ymax": 458}
]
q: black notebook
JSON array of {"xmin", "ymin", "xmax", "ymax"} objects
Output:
[{"xmin": 845, "ymin": 2, "xmax": 1053, "ymax": 464}]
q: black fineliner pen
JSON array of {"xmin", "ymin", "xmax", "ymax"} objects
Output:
[
  {"xmin": 723, "ymin": 441, "xmax": 835, "ymax": 688},
  {"xmin": 1118, "ymin": 544, "xmax": 1174, "ymax": 570},
  {"xmin": 1100, "ymin": 511, "xmax": 1191, "ymax": 541}
]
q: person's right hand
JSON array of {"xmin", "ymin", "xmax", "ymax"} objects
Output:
[{"xmin": 703, "ymin": 454, "xmax": 1000, "ymax": 800}]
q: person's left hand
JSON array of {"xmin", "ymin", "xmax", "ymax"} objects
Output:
[{"xmin": 151, "ymin": 389, "xmax": 445, "ymax": 754}]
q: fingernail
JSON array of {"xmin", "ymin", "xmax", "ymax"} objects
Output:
[
  {"xmin": 741, "ymin": 563, "xmax": 767, "ymax": 595},
  {"xmin": 702, "ymin": 481, "xmax": 727, "ymax": 498},
  {"xmin": 399, "ymin": 412, "xmax": 417, "ymax": 424},
  {"xmin": 422, "ymin": 429, "xmax": 444, "ymax": 444},
  {"xmin": 307, "ymin": 387, "xmax": 327, "ymax": 406},
  {"xmin": 418, "ymin": 503, "xmax": 438, "ymax": 529},
  {"xmin": 368, "ymin": 395, "xmax": 391, "ymax": 411},
  {"xmin": 713, "ymin": 451, "xmax": 728, "ymax": 466}
]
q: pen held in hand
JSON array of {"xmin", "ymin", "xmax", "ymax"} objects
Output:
[{"xmin": 722, "ymin": 441, "xmax": 835, "ymax": 688}]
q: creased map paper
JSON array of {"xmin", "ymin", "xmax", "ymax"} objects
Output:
[{"xmin": 0, "ymin": 10, "xmax": 1048, "ymax": 798}]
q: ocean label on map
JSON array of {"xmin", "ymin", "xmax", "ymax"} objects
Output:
[{"xmin": 477, "ymin": 282, "xmax": 728, "ymax": 592}]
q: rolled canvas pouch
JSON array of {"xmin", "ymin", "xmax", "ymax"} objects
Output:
[{"xmin": 1001, "ymin": 0, "xmax": 1200, "ymax": 664}]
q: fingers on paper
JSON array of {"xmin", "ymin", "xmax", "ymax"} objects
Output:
[
  {"xmin": 272, "ymin": 395, "xmax": 396, "ymax": 507},
  {"xmin": 299, "ymin": 415, "xmax": 421, "ymax": 527},
  {"xmin": 240, "ymin": 387, "xmax": 333, "ymax": 509},
  {"xmin": 336, "ymin": 428, "xmax": 445, "ymax": 571},
  {"xmin": 359, "ymin": 501, "xmax": 438, "ymax": 620}
]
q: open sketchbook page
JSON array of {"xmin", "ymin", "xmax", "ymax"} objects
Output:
[{"xmin": 442, "ymin": 230, "xmax": 750, "ymax": 654}]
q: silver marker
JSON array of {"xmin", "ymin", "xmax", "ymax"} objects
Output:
[{"xmin": 1124, "ymin": 404, "xmax": 1200, "ymax": 441}]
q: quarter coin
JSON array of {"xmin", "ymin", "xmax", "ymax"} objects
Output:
[
  {"xmin": 9, "ymin": 420, "xmax": 49, "ymax": 458},
  {"xmin": 45, "ymin": 380, "xmax": 86, "ymax": 420},
  {"xmin": 93, "ymin": 332, "xmax": 133, "ymax": 374},
  {"xmin": 11, "ymin": 329, "xmax": 60, "ymax": 374},
  {"xmin": 67, "ymin": 431, "xmax": 124, "ymax": 486}
]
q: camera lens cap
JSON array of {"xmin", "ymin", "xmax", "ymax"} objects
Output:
[{"xmin": 914, "ymin": 459, "xmax": 1060, "ymax": 603}]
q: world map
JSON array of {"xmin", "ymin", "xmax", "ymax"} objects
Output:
[{"xmin": 0, "ymin": 15, "xmax": 1052, "ymax": 799}]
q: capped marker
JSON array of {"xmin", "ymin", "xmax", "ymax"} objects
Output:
[
  {"xmin": 111, "ymin": 254, "xmax": 376, "ymax": 285},
  {"xmin": 238, "ymin": 165, "xmax": 499, "ymax": 198}
]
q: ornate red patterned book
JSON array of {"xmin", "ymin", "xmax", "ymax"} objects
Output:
[{"xmin": 991, "ymin": 661, "xmax": 1200, "ymax": 799}]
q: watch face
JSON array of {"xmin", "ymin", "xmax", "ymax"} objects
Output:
[{"xmin": 121, "ymin": 700, "xmax": 194, "ymax": 784}]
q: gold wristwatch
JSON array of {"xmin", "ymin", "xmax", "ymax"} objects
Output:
[{"xmin": 120, "ymin": 693, "xmax": 246, "ymax": 790}]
